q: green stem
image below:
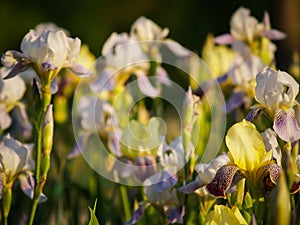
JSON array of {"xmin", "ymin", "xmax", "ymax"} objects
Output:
[
  {"xmin": 3, "ymin": 187, "xmax": 12, "ymax": 225},
  {"xmin": 119, "ymin": 185, "xmax": 131, "ymax": 222},
  {"xmin": 28, "ymin": 83, "xmax": 52, "ymax": 225}
]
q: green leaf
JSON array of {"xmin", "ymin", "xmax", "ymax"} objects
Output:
[{"xmin": 88, "ymin": 199, "xmax": 100, "ymax": 225}]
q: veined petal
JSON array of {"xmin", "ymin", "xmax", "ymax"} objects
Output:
[
  {"xmin": 206, "ymin": 165, "xmax": 240, "ymax": 198},
  {"xmin": 273, "ymin": 108, "xmax": 300, "ymax": 142},
  {"xmin": 226, "ymin": 120, "xmax": 266, "ymax": 172},
  {"xmin": 255, "ymin": 162, "xmax": 282, "ymax": 191}
]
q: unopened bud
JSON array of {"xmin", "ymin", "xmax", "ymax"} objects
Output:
[{"xmin": 43, "ymin": 104, "xmax": 54, "ymax": 155}]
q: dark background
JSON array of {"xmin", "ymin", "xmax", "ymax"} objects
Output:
[{"xmin": 0, "ymin": 0, "xmax": 299, "ymax": 70}]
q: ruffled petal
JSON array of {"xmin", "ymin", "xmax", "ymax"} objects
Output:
[
  {"xmin": 273, "ymin": 108, "xmax": 300, "ymax": 142},
  {"xmin": 124, "ymin": 202, "xmax": 149, "ymax": 225},
  {"xmin": 206, "ymin": 165, "xmax": 240, "ymax": 198}
]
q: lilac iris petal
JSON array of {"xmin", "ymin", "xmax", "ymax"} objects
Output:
[
  {"xmin": 137, "ymin": 75, "xmax": 161, "ymax": 98},
  {"xmin": 67, "ymin": 63, "xmax": 93, "ymax": 77},
  {"xmin": 165, "ymin": 206, "xmax": 184, "ymax": 224},
  {"xmin": 124, "ymin": 202, "xmax": 149, "ymax": 225},
  {"xmin": 165, "ymin": 40, "xmax": 190, "ymax": 57},
  {"xmin": 225, "ymin": 91, "xmax": 247, "ymax": 113},
  {"xmin": 1, "ymin": 51, "xmax": 31, "ymax": 79},
  {"xmin": 19, "ymin": 173, "xmax": 47, "ymax": 203},
  {"xmin": 263, "ymin": 29, "xmax": 286, "ymax": 40},
  {"xmin": 273, "ymin": 108, "xmax": 300, "ymax": 142},
  {"xmin": 67, "ymin": 132, "xmax": 91, "ymax": 159},
  {"xmin": 10, "ymin": 103, "xmax": 32, "ymax": 139},
  {"xmin": 214, "ymin": 34, "xmax": 235, "ymax": 45},
  {"xmin": 153, "ymin": 171, "xmax": 177, "ymax": 193},
  {"xmin": 90, "ymin": 70, "xmax": 115, "ymax": 94},
  {"xmin": 245, "ymin": 107, "xmax": 262, "ymax": 122},
  {"xmin": 107, "ymin": 129, "xmax": 122, "ymax": 157},
  {"xmin": 112, "ymin": 157, "xmax": 133, "ymax": 178},
  {"xmin": 134, "ymin": 156, "xmax": 157, "ymax": 182},
  {"xmin": 156, "ymin": 67, "xmax": 172, "ymax": 86},
  {"xmin": 178, "ymin": 180, "xmax": 202, "ymax": 194}
]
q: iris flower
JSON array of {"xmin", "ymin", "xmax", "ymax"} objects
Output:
[
  {"xmin": 1, "ymin": 26, "xmax": 91, "ymax": 82},
  {"xmin": 254, "ymin": 67, "xmax": 300, "ymax": 142},
  {"xmin": 214, "ymin": 7, "xmax": 285, "ymax": 45},
  {"xmin": 206, "ymin": 120, "xmax": 281, "ymax": 198},
  {"xmin": 0, "ymin": 134, "xmax": 46, "ymax": 202}
]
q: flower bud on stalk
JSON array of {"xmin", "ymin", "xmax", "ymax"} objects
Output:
[{"xmin": 42, "ymin": 104, "xmax": 53, "ymax": 178}]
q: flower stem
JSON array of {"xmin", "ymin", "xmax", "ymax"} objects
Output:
[
  {"xmin": 119, "ymin": 185, "xmax": 131, "ymax": 222},
  {"xmin": 3, "ymin": 187, "xmax": 12, "ymax": 225},
  {"xmin": 28, "ymin": 83, "xmax": 52, "ymax": 225}
]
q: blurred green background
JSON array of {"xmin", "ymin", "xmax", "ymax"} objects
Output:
[{"xmin": 0, "ymin": 0, "xmax": 299, "ymax": 70}]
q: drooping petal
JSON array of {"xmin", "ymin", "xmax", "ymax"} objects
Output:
[
  {"xmin": 19, "ymin": 173, "xmax": 47, "ymax": 203},
  {"xmin": 273, "ymin": 108, "xmax": 300, "ymax": 142},
  {"xmin": 206, "ymin": 165, "xmax": 240, "ymax": 198},
  {"xmin": 263, "ymin": 29, "xmax": 286, "ymax": 40},
  {"xmin": 136, "ymin": 73, "xmax": 161, "ymax": 98},
  {"xmin": 226, "ymin": 120, "xmax": 266, "ymax": 172},
  {"xmin": 245, "ymin": 107, "xmax": 262, "ymax": 122},
  {"xmin": 256, "ymin": 162, "xmax": 282, "ymax": 191},
  {"xmin": 178, "ymin": 179, "xmax": 203, "ymax": 194},
  {"xmin": 165, "ymin": 206, "xmax": 184, "ymax": 224},
  {"xmin": 67, "ymin": 63, "xmax": 93, "ymax": 77},
  {"xmin": 152, "ymin": 170, "xmax": 177, "ymax": 193},
  {"xmin": 124, "ymin": 202, "xmax": 149, "ymax": 225},
  {"xmin": 67, "ymin": 132, "xmax": 92, "ymax": 159},
  {"xmin": 260, "ymin": 129, "xmax": 281, "ymax": 165},
  {"xmin": 214, "ymin": 34, "xmax": 235, "ymax": 45}
]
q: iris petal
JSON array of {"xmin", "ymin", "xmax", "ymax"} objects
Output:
[
  {"xmin": 273, "ymin": 108, "xmax": 300, "ymax": 142},
  {"xmin": 206, "ymin": 165, "xmax": 240, "ymax": 198},
  {"xmin": 256, "ymin": 162, "xmax": 282, "ymax": 191}
]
